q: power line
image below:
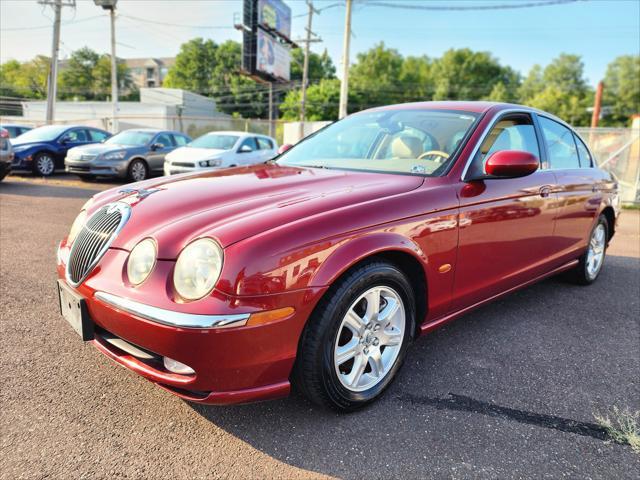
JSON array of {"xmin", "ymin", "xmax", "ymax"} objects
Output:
[
  {"xmin": 118, "ymin": 14, "xmax": 234, "ymax": 30},
  {"xmin": 0, "ymin": 15, "xmax": 103, "ymax": 31},
  {"xmin": 365, "ymin": 0, "xmax": 583, "ymax": 11}
]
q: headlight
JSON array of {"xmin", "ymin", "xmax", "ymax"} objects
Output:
[
  {"xmin": 199, "ymin": 158, "xmax": 221, "ymax": 167},
  {"xmin": 127, "ymin": 238, "xmax": 157, "ymax": 285},
  {"xmin": 67, "ymin": 210, "xmax": 87, "ymax": 245},
  {"xmin": 104, "ymin": 151, "xmax": 126, "ymax": 161},
  {"xmin": 173, "ymin": 238, "xmax": 223, "ymax": 300}
]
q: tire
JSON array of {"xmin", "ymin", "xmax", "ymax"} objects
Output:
[
  {"xmin": 79, "ymin": 175, "xmax": 96, "ymax": 182},
  {"xmin": 566, "ymin": 214, "xmax": 609, "ymax": 285},
  {"xmin": 293, "ymin": 260, "xmax": 415, "ymax": 411},
  {"xmin": 128, "ymin": 159, "xmax": 148, "ymax": 182},
  {"xmin": 33, "ymin": 152, "xmax": 55, "ymax": 176}
]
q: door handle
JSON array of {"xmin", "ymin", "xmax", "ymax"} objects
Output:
[{"xmin": 539, "ymin": 186, "xmax": 551, "ymax": 198}]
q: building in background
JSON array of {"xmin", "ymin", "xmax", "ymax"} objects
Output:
[{"xmin": 124, "ymin": 57, "xmax": 175, "ymax": 89}]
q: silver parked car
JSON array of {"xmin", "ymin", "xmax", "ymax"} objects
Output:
[{"xmin": 66, "ymin": 128, "xmax": 191, "ymax": 182}]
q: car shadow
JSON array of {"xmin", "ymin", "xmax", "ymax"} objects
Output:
[
  {"xmin": 0, "ymin": 178, "xmax": 104, "ymax": 198},
  {"xmin": 188, "ymin": 256, "xmax": 639, "ymax": 479}
]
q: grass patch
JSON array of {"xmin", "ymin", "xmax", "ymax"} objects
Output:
[{"xmin": 594, "ymin": 407, "xmax": 640, "ymax": 453}]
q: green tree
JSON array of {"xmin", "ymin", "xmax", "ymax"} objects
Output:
[
  {"xmin": 0, "ymin": 56, "xmax": 50, "ymax": 99},
  {"xmin": 163, "ymin": 38, "xmax": 218, "ymax": 94},
  {"xmin": 290, "ymin": 48, "xmax": 336, "ymax": 82},
  {"xmin": 350, "ymin": 42, "xmax": 404, "ymax": 108},
  {"xmin": 520, "ymin": 54, "xmax": 592, "ymax": 125},
  {"xmin": 91, "ymin": 55, "xmax": 132, "ymax": 100},
  {"xmin": 430, "ymin": 48, "xmax": 520, "ymax": 101},
  {"xmin": 280, "ymin": 78, "xmax": 341, "ymax": 120},
  {"xmin": 399, "ymin": 55, "xmax": 433, "ymax": 101},
  {"xmin": 59, "ymin": 47, "xmax": 99, "ymax": 99},
  {"xmin": 485, "ymin": 82, "xmax": 511, "ymax": 103},
  {"xmin": 602, "ymin": 55, "xmax": 640, "ymax": 126}
]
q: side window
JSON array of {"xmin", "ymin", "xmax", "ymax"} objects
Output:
[
  {"xmin": 468, "ymin": 114, "xmax": 540, "ymax": 177},
  {"xmin": 256, "ymin": 137, "xmax": 274, "ymax": 150},
  {"xmin": 66, "ymin": 129, "xmax": 88, "ymax": 142},
  {"xmin": 172, "ymin": 134, "xmax": 189, "ymax": 146},
  {"xmin": 90, "ymin": 129, "xmax": 109, "ymax": 142},
  {"xmin": 574, "ymin": 134, "xmax": 593, "ymax": 168},
  {"xmin": 154, "ymin": 133, "xmax": 174, "ymax": 147},
  {"xmin": 539, "ymin": 117, "xmax": 580, "ymax": 169},
  {"xmin": 238, "ymin": 137, "xmax": 257, "ymax": 152}
]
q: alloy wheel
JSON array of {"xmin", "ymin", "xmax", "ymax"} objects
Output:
[
  {"xmin": 333, "ymin": 286, "xmax": 406, "ymax": 392},
  {"xmin": 130, "ymin": 161, "xmax": 147, "ymax": 181},
  {"xmin": 586, "ymin": 223, "xmax": 606, "ymax": 280}
]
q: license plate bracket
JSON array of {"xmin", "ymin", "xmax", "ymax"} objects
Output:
[{"xmin": 57, "ymin": 279, "xmax": 94, "ymax": 341}]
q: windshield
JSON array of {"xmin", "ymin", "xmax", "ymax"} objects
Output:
[
  {"xmin": 278, "ymin": 109, "xmax": 479, "ymax": 175},
  {"xmin": 15, "ymin": 125, "xmax": 68, "ymax": 143},
  {"xmin": 189, "ymin": 134, "xmax": 239, "ymax": 150},
  {"xmin": 106, "ymin": 131, "xmax": 154, "ymax": 146}
]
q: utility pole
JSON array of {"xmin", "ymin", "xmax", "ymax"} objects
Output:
[
  {"xmin": 268, "ymin": 82, "xmax": 274, "ymax": 139},
  {"xmin": 338, "ymin": 0, "xmax": 353, "ymax": 119},
  {"xmin": 591, "ymin": 81, "xmax": 604, "ymax": 128},
  {"xmin": 39, "ymin": 0, "xmax": 74, "ymax": 123},
  {"xmin": 95, "ymin": 0, "xmax": 118, "ymax": 132},
  {"xmin": 298, "ymin": 0, "xmax": 321, "ymax": 141}
]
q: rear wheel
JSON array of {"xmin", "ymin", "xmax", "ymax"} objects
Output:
[
  {"xmin": 33, "ymin": 152, "xmax": 55, "ymax": 176},
  {"xmin": 128, "ymin": 159, "xmax": 148, "ymax": 182},
  {"xmin": 294, "ymin": 260, "xmax": 415, "ymax": 411},
  {"xmin": 567, "ymin": 214, "xmax": 609, "ymax": 285}
]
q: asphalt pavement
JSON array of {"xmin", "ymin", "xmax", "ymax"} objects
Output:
[{"xmin": 1, "ymin": 174, "xmax": 638, "ymax": 479}]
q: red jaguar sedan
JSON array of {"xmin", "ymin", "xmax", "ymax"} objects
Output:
[{"xmin": 56, "ymin": 102, "xmax": 619, "ymax": 411}]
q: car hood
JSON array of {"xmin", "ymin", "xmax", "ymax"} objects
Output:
[
  {"xmin": 167, "ymin": 147, "xmax": 228, "ymax": 162},
  {"xmin": 90, "ymin": 164, "xmax": 424, "ymax": 258},
  {"xmin": 11, "ymin": 140, "xmax": 49, "ymax": 149},
  {"xmin": 70, "ymin": 143, "xmax": 140, "ymax": 155}
]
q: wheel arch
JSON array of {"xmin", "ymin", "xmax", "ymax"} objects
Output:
[
  {"xmin": 309, "ymin": 233, "xmax": 428, "ymax": 333},
  {"xmin": 600, "ymin": 206, "xmax": 615, "ymax": 242}
]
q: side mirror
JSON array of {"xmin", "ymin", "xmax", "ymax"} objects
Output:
[
  {"xmin": 239, "ymin": 145, "xmax": 253, "ymax": 153},
  {"xmin": 151, "ymin": 142, "xmax": 164, "ymax": 151},
  {"xmin": 277, "ymin": 144, "xmax": 293, "ymax": 155},
  {"xmin": 484, "ymin": 150, "xmax": 539, "ymax": 178}
]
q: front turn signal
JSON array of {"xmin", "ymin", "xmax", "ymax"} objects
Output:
[{"xmin": 247, "ymin": 307, "xmax": 295, "ymax": 327}]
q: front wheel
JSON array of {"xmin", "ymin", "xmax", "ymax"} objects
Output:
[
  {"xmin": 128, "ymin": 159, "xmax": 148, "ymax": 182},
  {"xmin": 33, "ymin": 152, "xmax": 55, "ymax": 176},
  {"xmin": 567, "ymin": 214, "xmax": 609, "ymax": 285},
  {"xmin": 294, "ymin": 260, "xmax": 415, "ymax": 411}
]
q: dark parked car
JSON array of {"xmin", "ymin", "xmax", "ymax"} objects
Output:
[
  {"xmin": 0, "ymin": 124, "xmax": 33, "ymax": 138},
  {"xmin": 0, "ymin": 127, "xmax": 13, "ymax": 181},
  {"xmin": 65, "ymin": 128, "xmax": 191, "ymax": 182},
  {"xmin": 11, "ymin": 125, "xmax": 111, "ymax": 176}
]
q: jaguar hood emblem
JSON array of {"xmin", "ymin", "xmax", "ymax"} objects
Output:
[{"xmin": 118, "ymin": 187, "xmax": 163, "ymax": 200}]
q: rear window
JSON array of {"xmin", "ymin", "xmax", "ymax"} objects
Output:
[{"xmin": 257, "ymin": 137, "xmax": 274, "ymax": 150}]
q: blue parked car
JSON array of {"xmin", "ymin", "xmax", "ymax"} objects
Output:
[{"xmin": 11, "ymin": 125, "xmax": 111, "ymax": 176}]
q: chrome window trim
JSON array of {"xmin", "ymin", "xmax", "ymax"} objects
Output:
[
  {"xmin": 460, "ymin": 108, "xmax": 531, "ymax": 181},
  {"xmin": 65, "ymin": 202, "xmax": 131, "ymax": 287},
  {"xmin": 94, "ymin": 291, "xmax": 250, "ymax": 329}
]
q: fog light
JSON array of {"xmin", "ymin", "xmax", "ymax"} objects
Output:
[{"xmin": 163, "ymin": 357, "xmax": 195, "ymax": 375}]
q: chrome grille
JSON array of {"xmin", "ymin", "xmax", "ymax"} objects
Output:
[{"xmin": 66, "ymin": 203, "xmax": 131, "ymax": 285}]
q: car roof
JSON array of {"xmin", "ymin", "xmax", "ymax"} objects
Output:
[
  {"xmin": 362, "ymin": 101, "xmax": 543, "ymax": 115},
  {"xmin": 204, "ymin": 130, "xmax": 273, "ymax": 139}
]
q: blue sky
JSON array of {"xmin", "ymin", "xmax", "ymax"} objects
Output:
[{"xmin": 1, "ymin": 0, "xmax": 638, "ymax": 86}]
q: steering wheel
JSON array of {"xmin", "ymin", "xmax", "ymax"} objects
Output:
[{"xmin": 417, "ymin": 150, "xmax": 450, "ymax": 162}]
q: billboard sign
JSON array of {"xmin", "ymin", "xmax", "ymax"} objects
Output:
[
  {"xmin": 256, "ymin": 28, "xmax": 291, "ymax": 81},
  {"xmin": 257, "ymin": 0, "xmax": 292, "ymax": 40}
]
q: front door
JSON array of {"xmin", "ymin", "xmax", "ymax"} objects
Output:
[
  {"xmin": 147, "ymin": 133, "xmax": 175, "ymax": 173},
  {"xmin": 452, "ymin": 112, "xmax": 559, "ymax": 310}
]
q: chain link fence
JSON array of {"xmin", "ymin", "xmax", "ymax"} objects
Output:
[{"xmin": 576, "ymin": 127, "xmax": 640, "ymax": 205}]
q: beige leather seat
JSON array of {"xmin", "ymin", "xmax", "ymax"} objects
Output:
[{"xmin": 391, "ymin": 135, "xmax": 423, "ymax": 159}]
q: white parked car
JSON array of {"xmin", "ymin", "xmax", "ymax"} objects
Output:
[{"xmin": 164, "ymin": 131, "xmax": 278, "ymax": 175}]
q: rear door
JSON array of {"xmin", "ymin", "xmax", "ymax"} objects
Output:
[
  {"xmin": 537, "ymin": 116, "xmax": 601, "ymax": 262},
  {"xmin": 452, "ymin": 111, "xmax": 559, "ymax": 310},
  {"xmin": 256, "ymin": 136, "xmax": 277, "ymax": 161}
]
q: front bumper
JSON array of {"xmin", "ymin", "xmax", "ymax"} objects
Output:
[
  {"xmin": 57, "ymin": 247, "xmax": 326, "ymax": 404},
  {"xmin": 66, "ymin": 159, "xmax": 128, "ymax": 178},
  {"xmin": 0, "ymin": 160, "xmax": 11, "ymax": 177}
]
